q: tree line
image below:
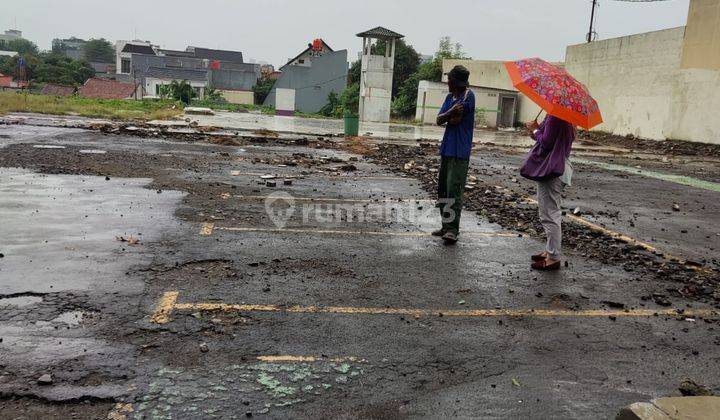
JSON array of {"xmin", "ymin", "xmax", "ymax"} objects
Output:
[{"xmin": 0, "ymin": 38, "xmax": 114, "ymax": 86}]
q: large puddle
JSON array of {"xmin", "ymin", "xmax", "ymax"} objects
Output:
[{"xmin": 0, "ymin": 168, "xmax": 185, "ymax": 294}]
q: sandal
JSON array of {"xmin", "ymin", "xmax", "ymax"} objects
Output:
[
  {"xmin": 531, "ymin": 259, "xmax": 561, "ymax": 271},
  {"xmin": 531, "ymin": 252, "xmax": 548, "ymax": 261}
]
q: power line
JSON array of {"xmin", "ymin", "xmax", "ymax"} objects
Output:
[{"xmin": 587, "ymin": 0, "xmax": 674, "ymax": 43}]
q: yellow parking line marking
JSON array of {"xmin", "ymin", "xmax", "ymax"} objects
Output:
[
  {"xmin": 525, "ymin": 197, "xmax": 698, "ymax": 268},
  {"xmin": 151, "ymin": 291, "xmax": 179, "ymax": 324},
  {"xmin": 200, "ymin": 222, "xmax": 215, "ymax": 236},
  {"xmin": 221, "ymin": 194, "xmax": 435, "ymax": 203},
  {"xmin": 152, "ymin": 291, "xmax": 718, "ymax": 324},
  {"xmin": 256, "ymin": 355, "xmax": 364, "ymax": 363},
  {"xmin": 211, "ymin": 226, "xmax": 515, "ymax": 238}
]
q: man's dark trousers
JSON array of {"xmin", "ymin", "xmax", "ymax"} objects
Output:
[{"xmin": 437, "ymin": 156, "xmax": 469, "ymax": 235}]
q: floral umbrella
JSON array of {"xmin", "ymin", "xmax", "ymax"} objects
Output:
[{"xmin": 504, "ymin": 58, "xmax": 602, "ymax": 129}]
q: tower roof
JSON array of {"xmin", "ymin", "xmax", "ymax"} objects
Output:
[{"xmin": 356, "ymin": 27, "xmax": 404, "ymax": 39}]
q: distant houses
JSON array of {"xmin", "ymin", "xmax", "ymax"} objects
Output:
[
  {"xmin": 264, "ymin": 38, "xmax": 348, "ymax": 114},
  {"xmin": 113, "ymin": 40, "xmax": 260, "ymax": 104}
]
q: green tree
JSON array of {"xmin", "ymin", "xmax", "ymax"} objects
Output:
[
  {"xmin": 318, "ymin": 91, "xmax": 340, "ymax": 117},
  {"xmin": 33, "ymin": 53, "xmax": 95, "ymax": 85},
  {"xmin": 82, "ymin": 38, "xmax": 114, "ymax": 63},
  {"xmin": 0, "ymin": 38, "xmax": 39, "ymax": 55},
  {"xmin": 163, "ymin": 80, "xmax": 195, "ymax": 104},
  {"xmin": 391, "ymin": 36, "xmax": 469, "ymax": 118},
  {"xmin": 252, "ymin": 79, "xmax": 275, "ymax": 104}
]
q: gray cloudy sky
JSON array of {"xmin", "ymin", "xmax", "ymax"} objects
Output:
[{"xmin": 6, "ymin": 0, "xmax": 689, "ymax": 66}]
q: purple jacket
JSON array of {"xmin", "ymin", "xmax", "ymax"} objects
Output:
[{"xmin": 520, "ymin": 115, "xmax": 575, "ymax": 181}]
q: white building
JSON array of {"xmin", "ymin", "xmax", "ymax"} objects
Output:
[
  {"xmin": 115, "ymin": 40, "xmax": 155, "ymax": 75},
  {"xmin": 357, "ymin": 26, "xmax": 403, "ymax": 123},
  {"xmin": 0, "ymin": 29, "xmax": 23, "ymax": 43}
]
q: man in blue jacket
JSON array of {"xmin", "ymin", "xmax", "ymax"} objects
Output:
[{"xmin": 434, "ymin": 65, "xmax": 475, "ymax": 244}]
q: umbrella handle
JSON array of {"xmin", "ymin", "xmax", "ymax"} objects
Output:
[{"xmin": 534, "ymin": 109, "xmax": 543, "ymax": 122}]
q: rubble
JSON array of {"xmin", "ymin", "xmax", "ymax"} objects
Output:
[{"xmin": 362, "ymin": 142, "xmax": 720, "ymax": 303}]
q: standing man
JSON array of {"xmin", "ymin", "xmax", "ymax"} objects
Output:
[{"xmin": 434, "ymin": 65, "xmax": 475, "ymax": 244}]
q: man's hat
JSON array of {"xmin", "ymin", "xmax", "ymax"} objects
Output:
[{"xmin": 447, "ymin": 65, "xmax": 470, "ymax": 88}]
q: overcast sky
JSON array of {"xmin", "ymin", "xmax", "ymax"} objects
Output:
[{"xmin": 6, "ymin": 0, "xmax": 689, "ymax": 66}]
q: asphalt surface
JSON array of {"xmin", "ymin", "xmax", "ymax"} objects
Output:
[{"xmin": 1, "ymin": 119, "xmax": 719, "ymax": 419}]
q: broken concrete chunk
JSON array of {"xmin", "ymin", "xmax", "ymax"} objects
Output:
[
  {"xmin": 37, "ymin": 374, "xmax": 53, "ymax": 385},
  {"xmin": 679, "ymin": 378, "xmax": 714, "ymax": 396}
]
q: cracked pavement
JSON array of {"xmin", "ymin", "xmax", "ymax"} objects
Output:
[{"xmin": 0, "ymin": 115, "xmax": 719, "ymax": 419}]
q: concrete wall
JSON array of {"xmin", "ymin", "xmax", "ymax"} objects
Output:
[
  {"xmin": 442, "ymin": 59, "xmax": 541, "ymax": 124},
  {"xmin": 564, "ymin": 22, "xmax": 720, "ymax": 144},
  {"xmin": 681, "ymin": 0, "xmax": 720, "ymax": 70},
  {"xmin": 359, "ymin": 38, "xmax": 396, "ymax": 123},
  {"xmin": 264, "ymin": 50, "xmax": 348, "ymax": 113},
  {"xmin": 219, "ymin": 89, "xmax": 254, "ymax": 105},
  {"xmin": 210, "ymin": 65, "xmax": 259, "ymax": 91},
  {"xmin": 565, "ymin": 27, "xmax": 686, "ymax": 140},
  {"xmin": 275, "ymin": 88, "xmax": 296, "ymax": 114}
]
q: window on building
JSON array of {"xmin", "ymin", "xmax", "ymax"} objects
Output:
[
  {"xmin": 121, "ymin": 58, "xmax": 131, "ymax": 74},
  {"xmin": 298, "ymin": 59, "xmax": 305, "ymax": 64}
]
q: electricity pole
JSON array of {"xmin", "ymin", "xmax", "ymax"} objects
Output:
[{"xmin": 587, "ymin": 0, "xmax": 598, "ymax": 42}]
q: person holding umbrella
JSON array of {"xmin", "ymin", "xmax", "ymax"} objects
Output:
[
  {"xmin": 433, "ymin": 65, "xmax": 476, "ymax": 244},
  {"xmin": 504, "ymin": 58, "xmax": 603, "ymax": 270}
]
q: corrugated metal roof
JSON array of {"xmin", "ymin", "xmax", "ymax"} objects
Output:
[
  {"xmin": 356, "ymin": 26, "xmax": 404, "ymax": 39},
  {"xmin": 187, "ymin": 47, "xmax": 243, "ymax": 63},
  {"xmin": 121, "ymin": 44, "xmax": 156, "ymax": 55},
  {"xmin": 144, "ymin": 66, "xmax": 208, "ymax": 82}
]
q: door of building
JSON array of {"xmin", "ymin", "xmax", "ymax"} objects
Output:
[{"xmin": 498, "ymin": 95, "xmax": 517, "ymax": 128}]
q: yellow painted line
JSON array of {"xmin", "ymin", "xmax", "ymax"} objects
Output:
[
  {"xmin": 525, "ymin": 197, "xmax": 697, "ymax": 268},
  {"xmin": 200, "ymin": 222, "xmax": 215, "ymax": 236},
  {"xmin": 256, "ymin": 355, "xmax": 364, "ymax": 363},
  {"xmin": 212, "ymin": 226, "xmax": 515, "ymax": 238},
  {"xmin": 221, "ymin": 194, "xmax": 435, "ymax": 204},
  {"xmin": 151, "ymin": 291, "xmax": 179, "ymax": 324},
  {"xmin": 174, "ymin": 302, "xmax": 716, "ymax": 318},
  {"xmin": 230, "ymin": 171, "xmax": 408, "ymax": 181},
  {"xmin": 151, "ymin": 291, "xmax": 718, "ymax": 324}
]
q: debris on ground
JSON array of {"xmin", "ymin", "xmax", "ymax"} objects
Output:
[
  {"xmin": 679, "ymin": 378, "xmax": 715, "ymax": 396},
  {"xmin": 115, "ymin": 235, "xmax": 140, "ymax": 245},
  {"xmin": 37, "ymin": 374, "xmax": 53, "ymax": 385},
  {"xmin": 364, "ymin": 142, "xmax": 720, "ymax": 303}
]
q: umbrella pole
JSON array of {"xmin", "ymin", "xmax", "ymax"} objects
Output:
[{"xmin": 534, "ymin": 109, "xmax": 543, "ymax": 122}]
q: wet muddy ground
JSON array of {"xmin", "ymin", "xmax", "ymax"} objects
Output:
[{"xmin": 0, "ymin": 117, "xmax": 719, "ymax": 419}]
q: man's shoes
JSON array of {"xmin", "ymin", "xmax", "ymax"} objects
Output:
[
  {"xmin": 442, "ymin": 231, "xmax": 458, "ymax": 244},
  {"xmin": 431, "ymin": 228, "xmax": 447, "ymax": 237}
]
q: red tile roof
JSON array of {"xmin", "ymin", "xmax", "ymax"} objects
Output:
[
  {"xmin": 78, "ymin": 78, "xmax": 137, "ymax": 99},
  {"xmin": 0, "ymin": 76, "xmax": 12, "ymax": 87},
  {"xmin": 41, "ymin": 83, "xmax": 75, "ymax": 96}
]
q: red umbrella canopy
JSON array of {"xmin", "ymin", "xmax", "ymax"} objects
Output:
[{"xmin": 504, "ymin": 58, "xmax": 602, "ymax": 129}]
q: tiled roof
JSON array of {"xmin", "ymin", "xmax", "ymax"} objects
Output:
[
  {"xmin": 144, "ymin": 66, "xmax": 208, "ymax": 82},
  {"xmin": 0, "ymin": 75, "xmax": 13, "ymax": 87},
  {"xmin": 187, "ymin": 47, "xmax": 243, "ymax": 63},
  {"xmin": 41, "ymin": 83, "xmax": 75, "ymax": 96},
  {"xmin": 78, "ymin": 78, "xmax": 137, "ymax": 99},
  {"xmin": 356, "ymin": 26, "xmax": 404, "ymax": 39},
  {"xmin": 121, "ymin": 44, "xmax": 156, "ymax": 55}
]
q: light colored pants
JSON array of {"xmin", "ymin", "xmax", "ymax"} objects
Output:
[{"xmin": 537, "ymin": 178, "xmax": 565, "ymax": 260}]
